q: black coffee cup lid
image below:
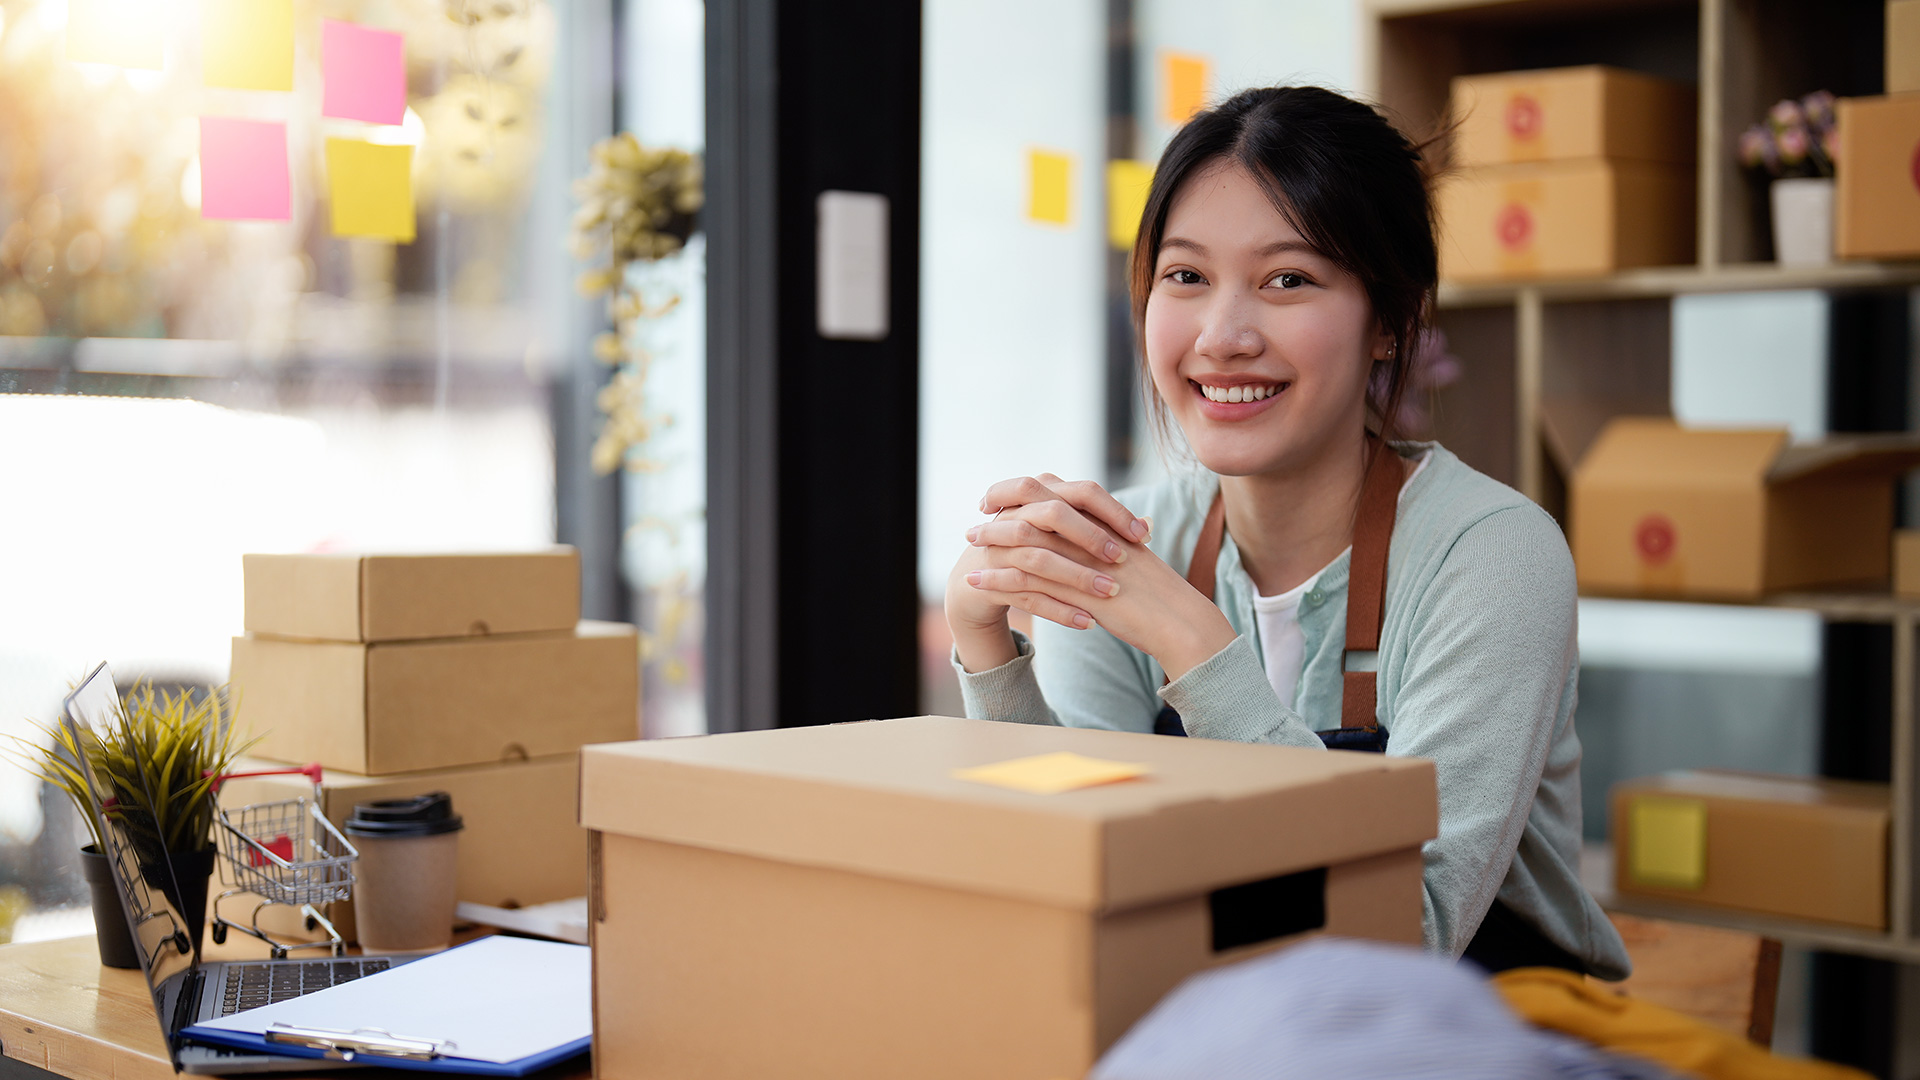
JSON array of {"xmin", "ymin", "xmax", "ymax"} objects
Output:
[{"xmin": 346, "ymin": 792, "xmax": 464, "ymax": 837}]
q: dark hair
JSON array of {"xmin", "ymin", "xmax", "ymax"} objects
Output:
[{"xmin": 1129, "ymin": 85, "xmax": 1438, "ymax": 444}]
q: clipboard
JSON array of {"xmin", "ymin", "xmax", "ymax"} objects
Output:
[{"xmin": 182, "ymin": 936, "xmax": 591, "ymax": 1076}]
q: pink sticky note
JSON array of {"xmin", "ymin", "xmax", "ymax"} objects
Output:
[
  {"xmin": 198, "ymin": 117, "xmax": 290, "ymax": 221},
  {"xmin": 322, "ymin": 20, "xmax": 405, "ymax": 125}
]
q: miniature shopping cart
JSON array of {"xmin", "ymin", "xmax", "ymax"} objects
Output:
[{"xmin": 209, "ymin": 764, "xmax": 358, "ymax": 959}]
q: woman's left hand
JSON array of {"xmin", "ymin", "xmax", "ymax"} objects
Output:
[{"xmin": 965, "ymin": 474, "xmax": 1238, "ymax": 682}]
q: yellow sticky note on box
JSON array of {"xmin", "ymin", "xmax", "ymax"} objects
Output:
[
  {"xmin": 202, "ymin": 0, "xmax": 294, "ymax": 91},
  {"xmin": 326, "ymin": 138, "xmax": 415, "ymax": 243},
  {"xmin": 1028, "ymin": 149, "xmax": 1072, "ymax": 226},
  {"xmin": 953, "ymin": 751, "xmax": 1149, "ymax": 795},
  {"xmin": 1628, "ymin": 795, "xmax": 1707, "ymax": 889},
  {"xmin": 66, "ymin": 0, "xmax": 165, "ymax": 69},
  {"xmin": 1163, "ymin": 52, "xmax": 1209, "ymax": 125},
  {"xmin": 1107, "ymin": 160, "xmax": 1155, "ymax": 250}
]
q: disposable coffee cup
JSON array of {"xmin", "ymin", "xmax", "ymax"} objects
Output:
[{"xmin": 346, "ymin": 792, "xmax": 463, "ymax": 953}]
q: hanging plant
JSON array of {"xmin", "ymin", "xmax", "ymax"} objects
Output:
[{"xmin": 568, "ymin": 134, "xmax": 703, "ymax": 474}]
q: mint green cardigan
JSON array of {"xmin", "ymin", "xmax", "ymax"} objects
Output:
[{"xmin": 954, "ymin": 443, "xmax": 1631, "ymax": 980}]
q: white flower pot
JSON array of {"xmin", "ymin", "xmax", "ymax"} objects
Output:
[{"xmin": 1770, "ymin": 177, "xmax": 1835, "ymax": 267}]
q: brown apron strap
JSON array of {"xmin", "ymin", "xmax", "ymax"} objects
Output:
[{"xmin": 1176, "ymin": 439, "xmax": 1402, "ymax": 730}]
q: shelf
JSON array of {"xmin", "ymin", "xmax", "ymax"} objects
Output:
[
  {"xmin": 1578, "ymin": 590, "xmax": 1920, "ymax": 624},
  {"xmin": 1601, "ymin": 893, "xmax": 1920, "ymax": 964},
  {"xmin": 1438, "ymin": 261, "xmax": 1920, "ymax": 308}
]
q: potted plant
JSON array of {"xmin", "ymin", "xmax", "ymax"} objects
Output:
[
  {"xmin": 1738, "ymin": 90, "xmax": 1839, "ymax": 266},
  {"xmin": 10, "ymin": 678, "xmax": 252, "ymax": 967}
]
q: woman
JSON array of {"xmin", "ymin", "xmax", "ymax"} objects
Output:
[{"xmin": 944, "ymin": 86, "xmax": 1628, "ymax": 979}]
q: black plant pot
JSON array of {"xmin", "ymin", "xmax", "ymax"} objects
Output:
[
  {"xmin": 78, "ymin": 845, "xmax": 139, "ymax": 969},
  {"xmin": 141, "ymin": 846, "xmax": 217, "ymax": 959}
]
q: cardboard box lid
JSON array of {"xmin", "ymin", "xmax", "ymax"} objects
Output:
[
  {"xmin": 1617, "ymin": 770, "xmax": 1888, "ymax": 820},
  {"xmin": 1578, "ymin": 418, "xmax": 1920, "ymax": 489},
  {"xmin": 244, "ymin": 548, "xmax": 580, "ymax": 642},
  {"xmin": 579, "ymin": 716, "xmax": 1437, "ymax": 913}
]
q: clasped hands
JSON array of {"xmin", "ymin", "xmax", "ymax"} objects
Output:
[{"xmin": 944, "ymin": 473, "xmax": 1237, "ymax": 682}]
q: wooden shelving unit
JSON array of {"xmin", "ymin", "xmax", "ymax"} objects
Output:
[{"xmin": 1362, "ymin": 0, "xmax": 1920, "ymax": 965}]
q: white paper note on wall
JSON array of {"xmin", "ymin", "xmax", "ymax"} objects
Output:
[{"xmin": 817, "ymin": 190, "xmax": 890, "ymax": 341}]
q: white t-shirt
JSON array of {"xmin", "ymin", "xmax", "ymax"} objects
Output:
[{"xmin": 1252, "ymin": 450, "xmax": 1432, "ymax": 709}]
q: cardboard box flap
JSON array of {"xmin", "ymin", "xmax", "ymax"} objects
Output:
[
  {"xmin": 1577, "ymin": 418, "xmax": 1786, "ymax": 488},
  {"xmin": 1767, "ymin": 435, "xmax": 1920, "ymax": 484},
  {"xmin": 579, "ymin": 717, "xmax": 1437, "ymax": 913}
]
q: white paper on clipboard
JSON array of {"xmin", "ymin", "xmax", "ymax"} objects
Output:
[{"xmin": 191, "ymin": 936, "xmax": 591, "ymax": 1065}]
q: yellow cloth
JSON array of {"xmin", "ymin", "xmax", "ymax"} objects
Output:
[{"xmin": 1493, "ymin": 967, "xmax": 1869, "ymax": 1080}]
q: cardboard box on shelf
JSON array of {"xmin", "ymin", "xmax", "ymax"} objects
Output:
[
  {"xmin": 1835, "ymin": 94, "xmax": 1920, "ymax": 260},
  {"xmin": 581, "ymin": 716, "xmax": 1438, "ymax": 1080},
  {"xmin": 1897, "ymin": 531, "xmax": 1920, "ymax": 597},
  {"xmin": 231, "ymin": 621, "xmax": 638, "ymax": 775},
  {"xmin": 1570, "ymin": 417, "xmax": 1920, "ymax": 600},
  {"xmin": 1450, "ymin": 65, "xmax": 1697, "ymax": 168},
  {"xmin": 215, "ymin": 753, "xmax": 585, "ymax": 943},
  {"xmin": 1891, "ymin": 0, "xmax": 1920, "ymax": 95},
  {"xmin": 1612, "ymin": 770, "xmax": 1888, "ymax": 931},
  {"xmin": 243, "ymin": 550, "xmax": 580, "ymax": 643},
  {"xmin": 1437, "ymin": 159, "xmax": 1695, "ymax": 282}
]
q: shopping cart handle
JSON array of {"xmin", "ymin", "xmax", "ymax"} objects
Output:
[{"xmin": 208, "ymin": 763, "xmax": 325, "ymax": 793}]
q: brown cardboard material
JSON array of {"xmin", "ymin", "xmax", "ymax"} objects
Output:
[
  {"xmin": 1450, "ymin": 66, "xmax": 1697, "ymax": 168},
  {"xmin": 1897, "ymin": 530, "xmax": 1920, "ymax": 597},
  {"xmin": 1835, "ymin": 95, "xmax": 1920, "ymax": 260},
  {"xmin": 243, "ymin": 550, "xmax": 580, "ymax": 643},
  {"xmin": 216, "ymin": 754, "xmax": 587, "ymax": 942},
  {"xmin": 1438, "ymin": 159, "xmax": 1695, "ymax": 282},
  {"xmin": 581, "ymin": 716, "xmax": 1438, "ymax": 1080},
  {"xmin": 231, "ymin": 622, "xmax": 637, "ymax": 774},
  {"xmin": 1570, "ymin": 417, "xmax": 1920, "ymax": 600},
  {"xmin": 1612, "ymin": 770, "xmax": 1889, "ymax": 931},
  {"xmin": 1890, "ymin": 1, "xmax": 1920, "ymax": 95}
]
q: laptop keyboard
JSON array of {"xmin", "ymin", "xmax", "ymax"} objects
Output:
[{"xmin": 218, "ymin": 959, "xmax": 392, "ymax": 1016}]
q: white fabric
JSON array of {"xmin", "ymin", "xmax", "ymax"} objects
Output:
[{"xmin": 1251, "ymin": 450, "xmax": 1432, "ymax": 707}]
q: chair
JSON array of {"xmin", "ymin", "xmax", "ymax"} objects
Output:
[{"xmin": 1604, "ymin": 912, "xmax": 1784, "ymax": 1046}]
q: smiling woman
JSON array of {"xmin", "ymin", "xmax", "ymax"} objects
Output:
[{"xmin": 943, "ymin": 85, "xmax": 1633, "ymax": 983}]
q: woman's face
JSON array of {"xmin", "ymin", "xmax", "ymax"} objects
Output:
[{"xmin": 1143, "ymin": 160, "xmax": 1389, "ymax": 479}]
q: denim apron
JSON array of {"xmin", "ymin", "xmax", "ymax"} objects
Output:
[{"xmin": 1152, "ymin": 441, "xmax": 1587, "ymax": 975}]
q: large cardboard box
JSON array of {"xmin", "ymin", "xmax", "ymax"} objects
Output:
[
  {"xmin": 1450, "ymin": 65, "xmax": 1697, "ymax": 168},
  {"xmin": 243, "ymin": 550, "xmax": 580, "ymax": 643},
  {"xmin": 216, "ymin": 753, "xmax": 585, "ymax": 942},
  {"xmin": 1438, "ymin": 159, "xmax": 1694, "ymax": 282},
  {"xmin": 1570, "ymin": 418, "xmax": 1920, "ymax": 600},
  {"xmin": 580, "ymin": 716, "xmax": 1438, "ymax": 1080},
  {"xmin": 231, "ymin": 622, "xmax": 638, "ymax": 775},
  {"xmin": 1613, "ymin": 770, "xmax": 1888, "ymax": 931},
  {"xmin": 1891, "ymin": 0, "xmax": 1920, "ymax": 95},
  {"xmin": 1836, "ymin": 94, "xmax": 1920, "ymax": 259}
]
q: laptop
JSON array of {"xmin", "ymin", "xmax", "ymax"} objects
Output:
[{"xmin": 60, "ymin": 662, "xmax": 419, "ymax": 1074}]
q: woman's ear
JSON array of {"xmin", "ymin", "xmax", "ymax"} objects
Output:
[{"xmin": 1369, "ymin": 320, "xmax": 1397, "ymax": 363}]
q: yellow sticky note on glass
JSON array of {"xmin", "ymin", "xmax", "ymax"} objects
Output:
[
  {"xmin": 1028, "ymin": 149, "xmax": 1072, "ymax": 226},
  {"xmin": 1628, "ymin": 796, "xmax": 1707, "ymax": 889},
  {"xmin": 326, "ymin": 138, "xmax": 415, "ymax": 243},
  {"xmin": 953, "ymin": 752, "xmax": 1149, "ymax": 795},
  {"xmin": 1163, "ymin": 52, "xmax": 1209, "ymax": 124},
  {"xmin": 1107, "ymin": 160, "xmax": 1155, "ymax": 250},
  {"xmin": 66, "ymin": 0, "xmax": 165, "ymax": 69},
  {"xmin": 202, "ymin": 0, "xmax": 293, "ymax": 91}
]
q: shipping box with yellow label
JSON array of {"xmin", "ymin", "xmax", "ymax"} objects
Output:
[
  {"xmin": 581, "ymin": 716, "xmax": 1437, "ymax": 1080},
  {"xmin": 1835, "ymin": 94, "xmax": 1920, "ymax": 260},
  {"xmin": 1438, "ymin": 159, "xmax": 1694, "ymax": 282},
  {"xmin": 1612, "ymin": 770, "xmax": 1889, "ymax": 930},
  {"xmin": 1570, "ymin": 417, "xmax": 1920, "ymax": 600},
  {"xmin": 1450, "ymin": 65, "xmax": 1697, "ymax": 168}
]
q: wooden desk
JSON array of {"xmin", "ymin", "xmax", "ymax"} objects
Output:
[{"xmin": 0, "ymin": 935, "xmax": 589, "ymax": 1080}]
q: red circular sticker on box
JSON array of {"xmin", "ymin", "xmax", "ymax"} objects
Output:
[
  {"xmin": 1911, "ymin": 140, "xmax": 1920, "ymax": 194},
  {"xmin": 1506, "ymin": 95, "xmax": 1542, "ymax": 140},
  {"xmin": 1496, "ymin": 203, "xmax": 1533, "ymax": 251},
  {"xmin": 1635, "ymin": 514, "xmax": 1677, "ymax": 565}
]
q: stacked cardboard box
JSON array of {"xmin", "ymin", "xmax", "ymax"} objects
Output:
[
  {"xmin": 1439, "ymin": 65, "xmax": 1696, "ymax": 281},
  {"xmin": 582, "ymin": 716, "xmax": 1438, "ymax": 1080},
  {"xmin": 1613, "ymin": 770, "xmax": 1889, "ymax": 930},
  {"xmin": 224, "ymin": 550, "xmax": 638, "ymax": 939}
]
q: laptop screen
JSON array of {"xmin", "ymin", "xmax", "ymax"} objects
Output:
[{"xmin": 59, "ymin": 663, "xmax": 199, "ymax": 1030}]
